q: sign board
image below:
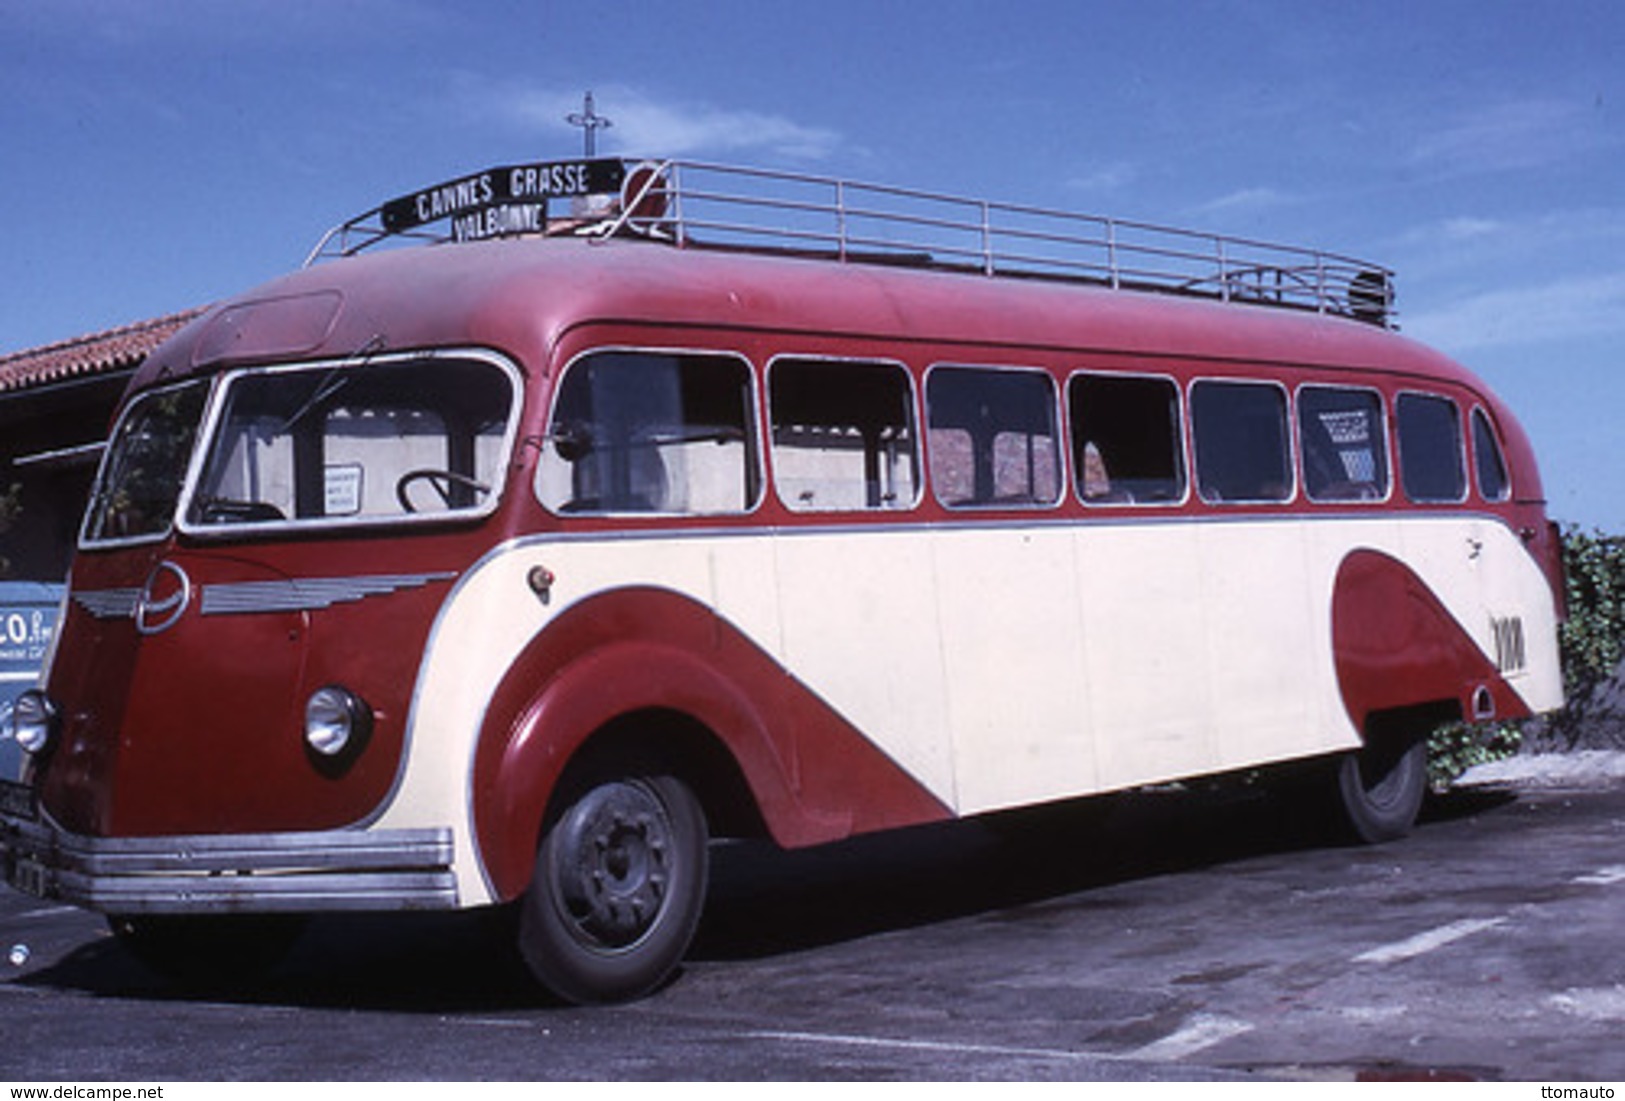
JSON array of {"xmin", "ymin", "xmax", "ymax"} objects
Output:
[
  {"xmin": 380, "ymin": 159, "xmax": 627, "ymax": 234},
  {"xmin": 1, "ymin": 582, "xmax": 63, "ymax": 781}
]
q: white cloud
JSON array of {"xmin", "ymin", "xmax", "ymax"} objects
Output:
[
  {"xmin": 500, "ymin": 85, "xmax": 841, "ymax": 162},
  {"xmin": 1066, "ymin": 161, "xmax": 1138, "ymax": 194},
  {"xmin": 1403, "ymin": 272, "xmax": 1625, "ymax": 353},
  {"xmin": 1408, "ymin": 97, "xmax": 1613, "ymax": 177},
  {"xmin": 1187, "ymin": 187, "xmax": 1295, "ymax": 218}
]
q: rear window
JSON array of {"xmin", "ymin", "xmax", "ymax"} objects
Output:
[
  {"xmin": 1472, "ymin": 408, "xmax": 1511, "ymax": 501},
  {"xmin": 1397, "ymin": 393, "xmax": 1465, "ymax": 503}
]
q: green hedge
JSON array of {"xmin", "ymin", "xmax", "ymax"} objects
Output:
[{"xmin": 1429, "ymin": 526, "xmax": 1625, "ymax": 784}]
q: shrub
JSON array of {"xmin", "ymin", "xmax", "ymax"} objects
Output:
[{"xmin": 1430, "ymin": 525, "xmax": 1625, "ymax": 784}]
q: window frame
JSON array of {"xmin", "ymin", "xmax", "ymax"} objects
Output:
[
  {"xmin": 1395, "ymin": 390, "xmax": 1468, "ymax": 505},
  {"xmin": 80, "ymin": 376, "xmax": 216, "ymax": 550},
  {"xmin": 174, "ymin": 348, "xmax": 523, "ymax": 540},
  {"xmin": 1066, "ymin": 368, "xmax": 1190, "ymax": 508},
  {"xmin": 923, "ymin": 361, "xmax": 1065, "ymax": 511},
  {"xmin": 535, "ymin": 345, "xmax": 765, "ymax": 518},
  {"xmin": 765, "ymin": 353, "xmax": 923, "ymax": 514},
  {"xmin": 1294, "ymin": 382, "xmax": 1393, "ymax": 505},
  {"xmin": 1189, "ymin": 376, "xmax": 1298, "ymax": 506},
  {"xmin": 1470, "ymin": 405, "xmax": 1513, "ymax": 503}
]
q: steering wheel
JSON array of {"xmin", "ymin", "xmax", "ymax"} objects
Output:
[{"xmin": 395, "ymin": 469, "xmax": 491, "ymax": 513}]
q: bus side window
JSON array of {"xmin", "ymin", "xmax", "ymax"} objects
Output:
[
  {"xmin": 1068, "ymin": 373, "xmax": 1185, "ymax": 504},
  {"xmin": 1472, "ymin": 407, "xmax": 1511, "ymax": 502},
  {"xmin": 926, "ymin": 366, "xmax": 1061, "ymax": 508},
  {"xmin": 769, "ymin": 359, "xmax": 919, "ymax": 512},
  {"xmin": 1396, "ymin": 392, "xmax": 1466, "ymax": 503},
  {"xmin": 1191, "ymin": 379, "xmax": 1293, "ymax": 504},
  {"xmin": 1298, "ymin": 386, "xmax": 1389, "ymax": 502},
  {"xmin": 537, "ymin": 351, "xmax": 758, "ymax": 515}
]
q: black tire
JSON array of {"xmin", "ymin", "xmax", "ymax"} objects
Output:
[
  {"xmin": 1334, "ymin": 737, "xmax": 1428, "ymax": 844},
  {"xmin": 519, "ymin": 772, "xmax": 708, "ymax": 1004},
  {"xmin": 108, "ymin": 913, "xmax": 305, "ymax": 986}
]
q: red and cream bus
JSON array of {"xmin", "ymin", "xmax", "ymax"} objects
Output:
[{"xmin": 1, "ymin": 159, "xmax": 1565, "ymax": 1002}]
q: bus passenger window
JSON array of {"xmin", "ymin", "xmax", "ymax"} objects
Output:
[
  {"xmin": 1191, "ymin": 380, "xmax": 1292, "ymax": 503},
  {"xmin": 1067, "ymin": 374, "xmax": 1185, "ymax": 504},
  {"xmin": 537, "ymin": 351, "xmax": 758, "ymax": 515},
  {"xmin": 769, "ymin": 359, "xmax": 919, "ymax": 512},
  {"xmin": 1397, "ymin": 393, "xmax": 1465, "ymax": 503},
  {"xmin": 1472, "ymin": 408, "xmax": 1511, "ymax": 501},
  {"xmin": 1298, "ymin": 386, "xmax": 1389, "ymax": 502},
  {"xmin": 926, "ymin": 366, "xmax": 1060, "ymax": 508}
]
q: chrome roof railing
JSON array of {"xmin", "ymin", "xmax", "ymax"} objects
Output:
[{"xmin": 307, "ymin": 157, "xmax": 1396, "ymax": 327}]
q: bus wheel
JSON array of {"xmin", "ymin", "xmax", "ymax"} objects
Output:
[
  {"xmin": 1335, "ymin": 737, "xmax": 1427, "ymax": 844},
  {"xmin": 108, "ymin": 914, "xmax": 305, "ymax": 985},
  {"xmin": 519, "ymin": 772, "xmax": 709, "ymax": 1004}
]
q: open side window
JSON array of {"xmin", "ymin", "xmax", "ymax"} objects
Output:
[
  {"xmin": 769, "ymin": 358, "xmax": 919, "ymax": 512},
  {"xmin": 926, "ymin": 366, "xmax": 1061, "ymax": 509},
  {"xmin": 1068, "ymin": 373, "xmax": 1186, "ymax": 505}
]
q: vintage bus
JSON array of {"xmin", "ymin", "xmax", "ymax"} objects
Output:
[{"xmin": 0, "ymin": 159, "xmax": 1565, "ymax": 1003}]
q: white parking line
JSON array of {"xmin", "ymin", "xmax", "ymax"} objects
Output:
[
  {"xmin": 1353, "ymin": 917, "xmax": 1506, "ymax": 964},
  {"xmin": 748, "ymin": 1028, "xmax": 1096, "ymax": 1064},
  {"xmin": 1572, "ymin": 865, "xmax": 1625, "ymax": 886},
  {"xmin": 1127, "ymin": 1014, "xmax": 1253, "ymax": 1061},
  {"xmin": 755, "ymin": 1013, "xmax": 1256, "ymax": 1066}
]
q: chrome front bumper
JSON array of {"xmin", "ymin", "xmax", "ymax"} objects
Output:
[{"xmin": 0, "ymin": 784, "xmax": 457, "ymax": 914}]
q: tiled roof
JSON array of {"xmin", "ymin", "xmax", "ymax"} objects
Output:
[{"xmin": 0, "ymin": 308, "xmax": 207, "ymax": 395}]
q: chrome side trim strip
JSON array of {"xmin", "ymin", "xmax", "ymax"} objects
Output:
[
  {"xmin": 71, "ymin": 588, "xmax": 141, "ymax": 620},
  {"xmin": 199, "ymin": 571, "xmax": 457, "ymax": 616}
]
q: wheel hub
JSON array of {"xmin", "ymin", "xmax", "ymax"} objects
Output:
[{"xmin": 554, "ymin": 781, "xmax": 673, "ymax": 949}]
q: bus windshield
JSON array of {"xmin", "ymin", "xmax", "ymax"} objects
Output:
[
  {"xmin": 81, "ymin": 379, "xmax": 211, "ymax": 546},
  {"xmin": 185, "ymin": 354, "xmax": 516, "ymax": 531}
]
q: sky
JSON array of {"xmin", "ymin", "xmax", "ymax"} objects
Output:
[{"xmin": 2, "ymin": 0, "xmax": 1622, "ymax": 529}]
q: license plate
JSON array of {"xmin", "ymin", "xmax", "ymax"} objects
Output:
[{"xmin": 0, "ymin": 779, "xmax": 36, "ymax": 822}]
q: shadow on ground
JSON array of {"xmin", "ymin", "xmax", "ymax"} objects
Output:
[{"xmin": 17, "ymin": 778, "xmax": 1518, "ymax": 1014}]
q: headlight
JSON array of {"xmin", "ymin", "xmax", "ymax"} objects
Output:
[
  {"xmin": 11, "ymin": 691, "xmax": 59, "ymax": 756},
  {"xmin": 304, "ymin": 685, "xmax": 372, "ymax": 758}
]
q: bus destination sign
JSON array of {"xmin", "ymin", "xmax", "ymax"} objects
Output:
[{"xmin": 380, "ymin": 158, "xmax": 627, "ymax": 234}]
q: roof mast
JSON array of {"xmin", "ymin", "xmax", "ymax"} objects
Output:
[{"xmin": 566, "ymin": 92, "xmax": 612, "ymax": 158}]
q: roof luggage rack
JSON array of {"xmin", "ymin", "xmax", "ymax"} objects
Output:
[{"xmin": 307, "ymin": 157, "xmax": 1396, "ymax": 328}]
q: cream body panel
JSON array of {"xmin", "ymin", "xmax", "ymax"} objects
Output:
[
  {"xmin": 372, "ymin": 514, "xmax": 1562, "ymax": 906},
  {"xmin": 932, "ymin": 526, "xmax": 1092, "ymax": 814}
]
